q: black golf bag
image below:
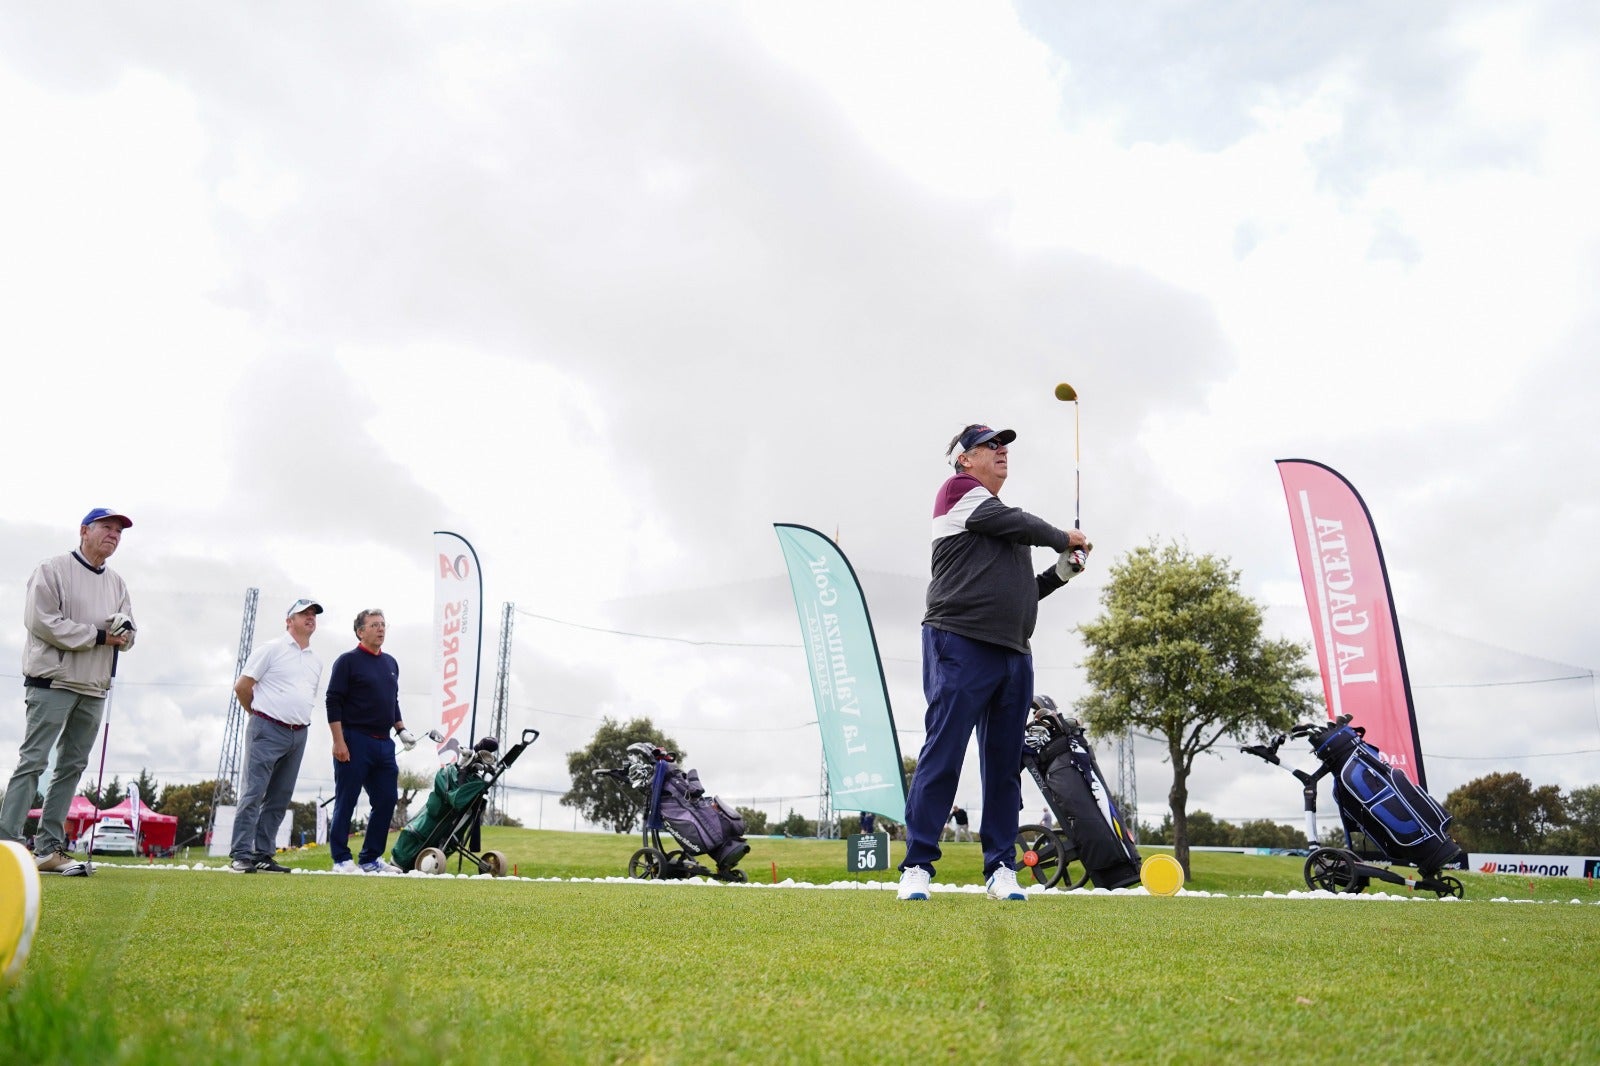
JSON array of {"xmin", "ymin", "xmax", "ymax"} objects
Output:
[
  {"xmin": 1022, "ymin": 705, "xmax": 1141, "ymax": 890},
  {"xmin": 1309, "ymin": 720, "xmax": 1466, "ymax": 874}
]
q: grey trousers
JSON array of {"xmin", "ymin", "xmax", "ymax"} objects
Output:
[
  {"xmin": 0, "ymin": 687, "xmax": 107, "ymax": 855},
  {"xmin": 230, "ymin": 714, "xmax": 308, "ymax": 862}
]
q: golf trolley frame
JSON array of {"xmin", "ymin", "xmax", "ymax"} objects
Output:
[
  {"xmin": 596, "ymin": 751, "xmax": 749, "ymax": 884},
  {"xmin": 407, "ymin": 729, "xmax": 540, "ymax": 877},
  {"xmin": 1244, "ymin": 716, "xmax": 1464, "ymax": 899}
]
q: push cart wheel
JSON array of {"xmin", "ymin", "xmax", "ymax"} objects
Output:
[
  {"xmin": 1437, "ymin": 875, "xmax": 1464, "ymax": 899},
  {"xmin": 723, "ymin": 869, "xmax": 748, "ymax": 883},
  {"xmin": 416, "ymin": 847, "xmax": 447, "ymax": 875},
  {"xmin": 1014, "ymin": 824, "xmax": 1067, "ymax": 889},
  {"xmin": 481, "ymin": 850, "xmax": 509, "ymax": 878},
  {"xmin": 628, "ymin": 847, "xmax": 666, "ymax": 880},
  {"xmin": 1304, "ymin": 847, "xmax": 1363, "ymax": 894}
]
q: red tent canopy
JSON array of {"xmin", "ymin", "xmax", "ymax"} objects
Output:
[
  {"xmin": 99, "ymin": 797, "xmax": 178, "ymax": 851},
  {"xmin": 28, "ymin": 795, "xmax": 178, "ymax": 853},
  {"xmin": 26, "ymin": 795, "xmax": 103, "ymax": 842}
]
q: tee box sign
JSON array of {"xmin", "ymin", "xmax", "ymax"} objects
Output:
[{"xmin": 847, "ymin": 831, "xmax": 890, "ymax": 873}]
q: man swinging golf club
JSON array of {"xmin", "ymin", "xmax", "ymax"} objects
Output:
[{"xmin": 898, "ymin": 425, "xmax": 1090, "ymax": 902}]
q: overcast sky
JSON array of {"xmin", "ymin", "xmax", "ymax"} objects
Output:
[{"xmin": 2, "ymin": 2, "xmax": 1596, "ymax": 838}]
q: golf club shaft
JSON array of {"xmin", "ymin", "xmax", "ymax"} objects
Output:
[
  {"xmin": 1074, "ymin": 399, "xmax": 1081, "ymax": 529},
  {"xmin": 85, "ymin": 649, "xmax": 118, "ymax": 858}
]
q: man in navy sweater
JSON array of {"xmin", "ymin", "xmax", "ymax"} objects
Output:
[
  {"xmin": 897, "ymin": 423, "xmax": 1091, "ymax": 902},
  {"xmin": 326, "ymin": 609, "xmax": 418, "ymax": 874}
]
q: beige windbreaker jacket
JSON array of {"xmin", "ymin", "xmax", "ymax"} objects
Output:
[{"xmin": 22, "ymin": 551, "xmax": 135, "ymax": 698}]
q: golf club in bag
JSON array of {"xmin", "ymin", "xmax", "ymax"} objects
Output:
[
  {"xmin": 1244, "ymin": 714, "xmax": 1465, "ymax": 897},
  {"xmin": 1017, "ymin": 696, "xmax": 1142, "ymax": 890},
  {"xmin": 598, "ymin": 743, "xmax": 750, "ymax": 882}
]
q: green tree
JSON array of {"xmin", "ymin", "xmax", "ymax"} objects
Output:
[
  {"xmin": 1077, "ymin": 541, "xmax": 1319, "ymax": 879},
  {"xmin": 1444, "ymin": 772, "xmax": 1566, "ymax": 853},
  {"xmin": 562, "ymin": 717, "xmax": 685, "ymax": 833},
  {"xmin": 395, "ymin": 770, "xmax": 432, "ymax": 828},
  {"xmin": 132, "ymin": 768, "xmax": 161, "ymax": 808},
  {"xmin": 1185, "ymin": 810, "xmax": 1238, "ymax": 847},
  {"xmin": 80, "ymin": 775, "xmax": 125, "ymax": 809},
  {"xmin": 158, "ymin": 780, "xmax": 237, "ymax": 847},
  {"xmin": 776, "ymin": 808, "xmax": 814, "ymax": 837},
  {"xmin": 737, "ymin": 807, "xmax": 771, "ymax": 835},
  {"xmin": 1234, "ymin": 819, "xmax": 1305, "ymax": 849},
  {"xmin": 289, "ymin": 800, "xmax": 317, "ymax": 844},
  {"xmin": 1549, "ymin": 784, "xmax": 1600, "ymax": 855}
]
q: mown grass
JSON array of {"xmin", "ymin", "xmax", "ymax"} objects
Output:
[
  {"xmin": 122, "ymin": 827, "xmax": 1600, "ymax": 902},
  {"xmin": 8, "ymin": 831, "xmax": 1598, "ymax": 1064}
]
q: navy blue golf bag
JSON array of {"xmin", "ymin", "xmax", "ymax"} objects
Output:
[
  {"xmin": 647, "ymin": 757, "xmax": 750, "ymax": 873},
  {"xmin": 1023, "ymin": 708, "xmax": 1141, "ymax": 889},
  {"xmin": 1310, "ymin": 722, "xmax": 1465, "ymax": 874}
]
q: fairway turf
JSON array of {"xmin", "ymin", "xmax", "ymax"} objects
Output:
[{"xmin": 4, "ymin": 833, "xmax": 1598, "ymax": 1064}]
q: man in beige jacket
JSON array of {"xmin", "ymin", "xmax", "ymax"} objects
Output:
[{"xmin": 0, "ymin": 508, "xmax": 136, "ymax": 875}]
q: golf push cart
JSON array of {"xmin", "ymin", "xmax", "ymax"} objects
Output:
[
  {"xmin": 597, "ymin": 743, "xmax": 751, "ymax": 883},
  {"xmin": 391, "ymin": 728, "xmax": 540, "ymax": 877},
  {"xmin": 1244, "ymin": 714, "xmax": 1466, "ymax": 898}
]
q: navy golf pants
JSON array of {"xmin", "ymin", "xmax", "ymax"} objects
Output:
[
  {"xmin": 328, "ymin": 730, "xmax": 398, "ymax": 865},
  {"xmin": 901, "ymin": 626, "xmax": 1032, "ymax": 878}
]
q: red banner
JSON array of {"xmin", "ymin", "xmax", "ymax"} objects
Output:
[{"xmin": 1275, "ymin": 460, "xmax": 1427, "ymax": 787}]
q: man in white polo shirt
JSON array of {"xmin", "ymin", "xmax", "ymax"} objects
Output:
[{"xmin": 228, "ymin": 598, "xmax": 324, "ymax": 873}]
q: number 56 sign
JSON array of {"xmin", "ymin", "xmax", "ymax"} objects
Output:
[{"xmin": 847, "ymin": 831, "xmax": 890, "ymax": 873}]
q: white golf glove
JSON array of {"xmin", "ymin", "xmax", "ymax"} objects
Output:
[
  {"xmin": 398, "ymin": 729, "xmax": 419, "ymax": 752},
  {"xmin": 107, "ymin": 613, "xmax": 136, "ymax": 637},
  {"xmin": 1055, "ymin": 548, "xmax": 1089, "ymax": 581}
]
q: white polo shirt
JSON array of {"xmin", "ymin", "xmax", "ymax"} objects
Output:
[{"xmin": 240, "ymin": 633, "xmax": 323, "ymax": 726}]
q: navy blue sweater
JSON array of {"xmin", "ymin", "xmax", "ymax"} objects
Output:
[{"xmin": 326, "ymin": 645, "xmax": 402, "ymax": 737}]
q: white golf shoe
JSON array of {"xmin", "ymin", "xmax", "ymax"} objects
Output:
[
  {"xmin": 986, "ymin": 866, "xmax": 1027, "ymax": 901},
  {"xmin": 896, "ymin": 866, "xmax": 931, "ymax": 901}
]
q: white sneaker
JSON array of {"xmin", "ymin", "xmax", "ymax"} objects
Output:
[
  {"xmin": 360, "ymin": 857, "xmax": 402, "ymax": 874},
  {"xmin": 986, "ymin": 866, "xmax": 1027, "ymax": 901},
  {"xmin": 897, "ymin": 866, "xmax": 932, "ymax": 901},
  {"xmin": 331, "ymin": 860, "xmax": 361, "ymax": 874}
]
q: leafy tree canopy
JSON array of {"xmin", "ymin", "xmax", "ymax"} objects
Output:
[
  {"xmin": 1445, "ymin": 771, "xmax": 1566, "ymax": 853},
  {"xmin": 79, "ymin": 775, "xmax": 125, "ymax": 809},
  {"xmin": 562, "ymin": 717, "xmax": 684, "ymax": 833},
  {"xmin": 1076, "ymin": 540, "xmax": 1319, "ymax": 876},
  {"xmin": 737, "ymin": 807, "xmax": 771, "ymax": 835},
  {"xmin": 157, "ymin": 779, "xmax": 236, "ymax": 847},
  {"xmin": 1550, "ymin": 784, "xmax": 1600, "ymax": 855}
]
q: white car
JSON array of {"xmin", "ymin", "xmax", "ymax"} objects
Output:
[{"xmin": 78, "ymin": 818, "xmax": 139, "ymax": 856}]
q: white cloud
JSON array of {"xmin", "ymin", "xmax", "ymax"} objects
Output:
[{"xmin": 0, "ymin": 2, "xmax": 1595, "ymax": 840}]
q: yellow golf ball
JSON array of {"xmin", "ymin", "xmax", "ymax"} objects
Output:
[
  {"xmin": 1, "ymin": 841, "xmax": 42, "ymax": 982},
  {"xmin": 1140, "ymin": 853, "xmax": 1184, "ymax": 896}
]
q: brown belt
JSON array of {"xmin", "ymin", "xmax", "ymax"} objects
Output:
[{"xmin": 251, "ymin": 709, "xmax": 307, "ymax": 732}]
